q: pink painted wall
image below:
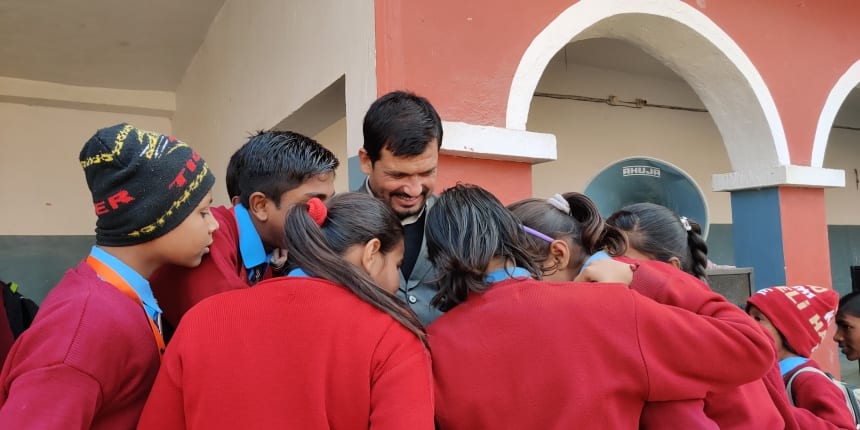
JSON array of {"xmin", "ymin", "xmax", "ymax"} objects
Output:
[{"xmin": 375, "ymin": 0, "xmax": 860, "ymax": 165}]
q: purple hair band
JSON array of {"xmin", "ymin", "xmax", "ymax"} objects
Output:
[{"xmin": 522, "ymin": 225, "xmax": 554, "ymax": 243}]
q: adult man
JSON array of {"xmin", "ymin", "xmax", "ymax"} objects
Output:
[{"xmin": 357, "ymin": 90, "xmax": 443, "ymax": 326}]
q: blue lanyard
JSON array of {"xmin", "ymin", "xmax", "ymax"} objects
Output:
[
  {"xmin": 287, "ymin": 268, "xmax": 311, "ymax": 278},
  {"xmin": 485, "ymin": 267, "xmax": 531, "ymax": 284}
]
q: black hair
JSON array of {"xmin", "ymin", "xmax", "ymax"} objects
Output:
[
  {"xmin": 226, "ymin": 130, "xmax": 339, "ymax": 206},
  {"xmin": 362, "ymin": 90, "xmax": 443, "ymax": 163},
  {"xmin": 507, "ymin": 193, "xmax": 626, "ymax": 276},
  {"xmin": 839, "ymin": 291, "xmax": 860, "ymax": 318},
  {"xmin": 606, "ymin": 202, "xmax": 709, "ymax": 282},
  {"xmin": 425, "ymin": 184, "xmax": 542, "ymax": 312},
  {"xmin": 283, "ymin": 192, "xmax": 426, "ymax": 345}
]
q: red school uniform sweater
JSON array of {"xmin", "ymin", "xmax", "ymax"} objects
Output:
[
  {"xmin": 150, "ymin": 206, "xmax": 271, "ymax": 327},
  {"xmin": 427, "ymin": 275, "xmax": 775, "ymax": 430},
  {"xmin": 784, "ymin": 358, "xmax": 857, "ymax": 429},
  {"xmin": 625, "ymin": 259, "xmax": 793, "ymax": 429},
  {"xmin": 0, "ymin": 261, "xmax": 160, "ymax": 429},
  {"xmin": 138, "ymin": 276, "xmax": 435, "ymax": 430}
]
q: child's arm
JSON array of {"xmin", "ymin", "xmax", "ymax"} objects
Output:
[
  {"xmin": 369, "ymin": 324, "xmax": 434, "ymax": 430},
  {"xmin": 0, "ymin": 364, "xmax": 101, "ymax": 429},
  {"xmin": 791, "ymin": 372, "xmax": 856, "ymax": 430},
  {"xmin": 628, "ymin": 287, "xmax": 775, "ymax": 400},
  {"xmin": 137, "ymin": 351, "xmax": 186, "ymax": 429}
]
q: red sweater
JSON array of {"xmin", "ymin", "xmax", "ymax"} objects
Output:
[
  {"xmin": 624, "ymin": 259, "xmax": 793, "ymax": 429},
  {"xmin": 784, "ymin": 358, "xmax": 857, "ymax": 429},
  {"xmin": 150, "ymin": 206, "xmax": 271, "ymax": 327},
  {"xmin": 427, "ymin": 273, "xmax": 775, "ymax": 429},
  {"xmin": 0, "ymin": 261, "xmax": 160, "ymax": 429},
  {"xmin": 138, "ymin": 276, "xmax": 434, "ymax": 430}
]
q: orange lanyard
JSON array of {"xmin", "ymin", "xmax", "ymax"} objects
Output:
[{"xmin": 86, "ymin": 256, "xmax": 165, "ymax": 358}]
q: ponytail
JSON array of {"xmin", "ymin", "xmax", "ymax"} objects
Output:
[
  {"xmin": 507, "ymin": 192, "xmax": 625, "ymax": 276},
  {"xmin": 283, "ymin": 193, "xmax": 427, "ymax": 345}
]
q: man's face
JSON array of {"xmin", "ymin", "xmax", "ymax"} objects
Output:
[{"xmin": 360, "ymin": 141, "xmax": 439, "ymax": 219}]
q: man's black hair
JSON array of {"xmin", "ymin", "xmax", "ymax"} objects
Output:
[{"xmin": 362, "ymin": 90, "xmax": 443, "ymax": 163}]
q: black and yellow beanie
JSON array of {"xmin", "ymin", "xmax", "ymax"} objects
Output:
[{"xmin": 79, "ymin": 123, "xmax": 216, "ymax": 246}]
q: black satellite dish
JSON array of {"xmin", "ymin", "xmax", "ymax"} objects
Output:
[{"xmin": 583, "ymin": 157, "xmax": 709, "ymax": 239}]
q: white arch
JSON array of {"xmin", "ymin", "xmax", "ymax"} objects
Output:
[
  {"xmin": 812, "ymin": 60, "xmax": 860, "ymax": 168},
  {"xmin": 506, "ymin": 0, "xmax": 789, "ymax": 172}
]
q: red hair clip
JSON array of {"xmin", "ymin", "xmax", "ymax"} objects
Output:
[{"xmin": 306, "ymin": 197, "xmax": 327, "ymax": 227}]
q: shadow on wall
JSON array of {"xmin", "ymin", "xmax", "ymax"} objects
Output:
[{"xmin": 0, "ymin": 236, "xmax": 93, "ymax": 305}]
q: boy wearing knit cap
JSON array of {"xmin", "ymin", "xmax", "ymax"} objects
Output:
[
  {"xmin": 0, "ymin": 123, "xmax": 218, "ymax": 429},
  {"xmin": 747, "ymin": 285, "xmax": 856, "ymax": 429},
  {"xmin": 150, "ymin": 130, "xmax": 338, "ymax": 330}
]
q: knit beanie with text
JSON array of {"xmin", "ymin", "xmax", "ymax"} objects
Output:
[
  {"xmin": 746, "ymin": 285, "xmax": 838, "ymax": 357},
  {"xmin": 79, "ymin": 123, "xmax": 215, "ymax": 246}
]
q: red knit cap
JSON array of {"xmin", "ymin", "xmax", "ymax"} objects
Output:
[{"xmin": 746, "ymin": 285, "xmax": 838, "ymax": 357}]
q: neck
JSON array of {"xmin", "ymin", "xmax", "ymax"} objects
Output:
[
  {"xmin": 486, "ymin": 257, "xmax": 512, "ymax": 275},
  {"xmin": 97, "ymin": 245, "xmax": 161, "ymax": 279}
]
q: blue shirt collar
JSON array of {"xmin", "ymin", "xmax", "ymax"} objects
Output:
[
  {"xmin": 779, "ymin": 356, "xmax": 808, "ymax": 376},
  {"xmin": 580, "ymin": 250, "xmax": 611, "ymax": 274},
  {"xmin": 89, "ymin": 246, "xmax": 161, "ymax": 322},
  {"xmin": 287, "ymin": 268, "xmax": 312, "ymax": 278},
  {"xmin": 234, "ymin": 204, "xmax": 271, "ymax": 272},
  {"xmin": 485, "ymin": 267, "xmax": 531, "ymax": 284}
]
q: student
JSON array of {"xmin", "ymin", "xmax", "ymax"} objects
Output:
[
  {"xmin": 425, "ymin": 184, "xmax": 776, "ymax": 429},
  {"xmin": 602, "ymin": 201, "xmax": 798, "ymax": 429},
  {"xmin": 747, "ymin": 285, "xmax": 856, "ymax": 429},
  {"xmin": 150, "ymin": 130, "xmax": 338, "ymax": 328},
  {"xmin": 836, "ymin": 291, "xmax": 860, "ymax": 361},
  {"xmin": 506, "ymin": 192, "xmax": 625, "ymax": 280},
  {"xmin": 606, "ymin": 202, "xmax": 709, "ymax": 281},
  {"xmin": 357, "ymin": 90, "xmax": 443, "ymax": 326},
  {"xmin": 138, "ymin": 193, "xmax": 434, "ymax": 429},
  {"xmin": 0, "ymin": 123, "xmax": 218, "ymax": 429}
]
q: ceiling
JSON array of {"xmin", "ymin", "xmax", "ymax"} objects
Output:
[
  {"xmin": 1, "ymin": 5, "xmax": 858, "ymax": 114},
  {"xmin": 0, "ymin": 0, "xmax": 226, "ymax": 91}
]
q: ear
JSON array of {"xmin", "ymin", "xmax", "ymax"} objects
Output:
[
  {"xmin": 548, "ymin": 239, "xmax": 571, "ymax": 269},
  {"xmin": 360, "ymin": 238, "xmax": 383, "ymax": 274},
  {"xmin": 230, "ymin": 195, "xmax": 240, "ymax": 206},
  {"xmin": 667, "ymin": 256, "xmax": 682, "ymax": 270},
  {"xmin": 247, "ymin": 192, "xmax": 271, "ymax": 222},
  {"xmin": 358, "ymin": 148, "xmax": 373, "ymax": 176}
]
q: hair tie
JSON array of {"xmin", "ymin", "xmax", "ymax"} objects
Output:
[
  {"xmin": 679, "ymin": 216, "xmax": 692, "ymax": 232},
  {"xmin": 306, "ymin": 197, "xmax": 327, "ymax": 227},
  {"xmin": 547, "ymin": 193, "xmax": 571, "ymax": 214}
]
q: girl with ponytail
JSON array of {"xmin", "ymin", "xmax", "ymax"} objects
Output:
[
  {"xmin": 426, "ymin": 184, "xmax": 777, "ymax": 430},
  {"xmin": 506, "ymin": 192, "xmax": 625, "ymax": 281},
  {"xmin": 139, "ymin": 193, "xmax": 433, "ymax": 430}
]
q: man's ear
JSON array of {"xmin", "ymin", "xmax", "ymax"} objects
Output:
[
  {"xmin": 667, "ymin": 256, "xmax": 682, "ymax": 270},
  {"xmin": 360, "ymin": 238, "xmax": 382, "ymax": 274},
  {"xmin": 230, "ymin": 196, "xmax": 240, "ymax": 206},
  {"xmin": 247, "ymin": 192, "xmax": 270, "ymax": 222},
  {"xmin": 358, "ymin": 148, "xmax": 373, "ymax": 176}
]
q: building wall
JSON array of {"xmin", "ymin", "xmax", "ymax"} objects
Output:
[
  {"xmin": 0, "ymin": 102, "xmax": 172, "ymax": 235},
  {"xmin": 173, "ymin": 0, "xmax": 376, "ymax": 204}
]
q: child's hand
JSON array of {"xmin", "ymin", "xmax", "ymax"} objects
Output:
[
  {"xmin": 575, "ymin": 258, "xmax": 635, "ymax": 286},
  {"xmin": 270, "ymin": 248, "xmax": 288, "ymax": 273}
]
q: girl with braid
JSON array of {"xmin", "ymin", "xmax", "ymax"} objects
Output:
[
  {"xmin": 139, "ymin": 193, "xmax": 433, "ymax": 430},
  {"xmin": 512, "ymin": 196, "xmax": 797, "ymax": 429},
  {"xmin": 606, "ymin": 202, "xmax": 710, "ymax": 282}
]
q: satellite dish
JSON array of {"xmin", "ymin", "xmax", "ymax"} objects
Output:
[{"xmin": 583, "ymin": 157, "xmax": 710, "ymax": 239}]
